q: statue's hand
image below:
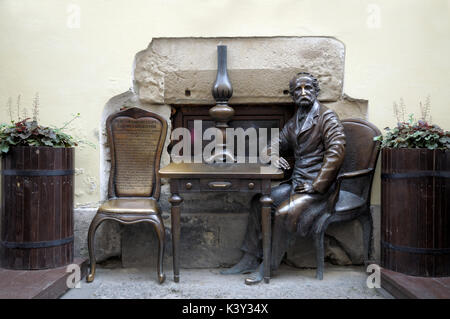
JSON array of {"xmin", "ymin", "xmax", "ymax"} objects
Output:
[
  {"xmin": 273, "ymin": 157, "xmax": 290, "ymax": 170},
  {"xmin": 294, "ymin": 182, "xmax": 315, "ymax": 194}
]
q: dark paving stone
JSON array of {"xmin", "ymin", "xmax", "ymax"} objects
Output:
[
  {"xmin": 381, "ymin": 268, "xmax": 450, "ymax": 299},
  {"xmin": 0, "ymin": 257, "xmax": 87, "ymax": 299}
]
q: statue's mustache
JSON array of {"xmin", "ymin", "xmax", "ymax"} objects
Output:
[
  {"xmin": 296, "ymin": 93, "xmax": 313, "ymax": 100},
  {"xmin": 298, "ymin": 96, "xmax": 313, "ymax": 104}
]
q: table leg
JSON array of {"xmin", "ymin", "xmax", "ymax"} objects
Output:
[
  {"xmin": 260, "ymin": 195, "xmax": 273, "ymax": 284},
  {"xmin": 169, "ymin": 193, "xmax": 183, "ymax": 283}
]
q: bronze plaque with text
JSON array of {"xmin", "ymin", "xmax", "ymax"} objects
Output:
[{"xmin": 111, "ymin": 116, "xmax": 162, "ymax": 197}]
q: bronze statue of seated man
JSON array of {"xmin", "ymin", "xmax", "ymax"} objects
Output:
[{"xmin": 221, "ymin": 72, "xmax": 346, "ymax": 284}]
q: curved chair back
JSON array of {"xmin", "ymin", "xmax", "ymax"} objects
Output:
[
  {"xmin": 339, "ymin": 118, "xmax": 381, "ymax": 201},
  {"xmin": 106, "ymin": 107, "xmax": 167, "ymax": 200}
]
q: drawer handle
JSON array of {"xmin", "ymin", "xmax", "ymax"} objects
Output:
[
  {"xmin": 185, "ymin": 182, "xmax": 192, "ymax": 190},
  {"xmin": 208, "ymin": 181, "xmax": 232, "ymax": 189},
  {"xmin": 248, "ymin": 182, "xmax": 255, "ymax": 189}
]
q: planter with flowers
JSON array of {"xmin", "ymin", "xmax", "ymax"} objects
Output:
[
  {"xmin": 0, "ymin": 95, "xmax": 81, "ymax": 270},
  {"xmin": 376, "ymin": 98, "xmax": 450, "ymax": 277}
]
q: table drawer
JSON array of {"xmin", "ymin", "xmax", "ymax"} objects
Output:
[
  {"xmin": 199, "ymin": 179, "xmax": 261, "ymax": 192},
  {"xmin": 178, "ymin": 179, "xmax": 200, "ymax": 192}
]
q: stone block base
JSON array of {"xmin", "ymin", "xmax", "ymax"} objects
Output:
[
  {"xmin": 75, "ymin": 204, "xmax": 380, "ymax": 269},
  {"xmin": 121, "ymin": 212, "xmax": 248, "ymax": 269},
  {"xmin": 286, "ymin": 205, "xmax": 381, "ymax": 268},
  {"xmin": 74, "ymin": 207, "xmax": 122, "ymax": 262}
]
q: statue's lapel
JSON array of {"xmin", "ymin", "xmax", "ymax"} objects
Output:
[{"xmin": 297, "ymin": 100, "xmax": 320, "ymax": 138}]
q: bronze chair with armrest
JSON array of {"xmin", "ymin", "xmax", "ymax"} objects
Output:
[
  {"xmin": 311, "ymin": 118, "xmax": 381, "ymax": 280},
  {"xmin": 86, "ymin": 107, "xmax": 168, "ymax": 284}
]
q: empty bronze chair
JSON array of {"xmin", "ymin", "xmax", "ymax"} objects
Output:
[
  {"xmin": 311, "ymin": 118, "xmax": 381, "ymax": 280},
  {"xmin": 87, "ymin": 107, "xmax": 168, "ymax": 284}
]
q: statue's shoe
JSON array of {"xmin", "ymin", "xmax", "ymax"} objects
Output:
[
  {"xmin": 220, "ymin": 264, "xmax": 258, "ymax": 275},
  {"xmin": 220, "ymin": 254, "xmax": 259, "ymax": 275},
  {"xmin": 244, "ymin": 264, "xmax": 264, "ymax": 285},
  {"xmin": 244, "ymin": 270, "xmax": 263, "ymax": 285}
]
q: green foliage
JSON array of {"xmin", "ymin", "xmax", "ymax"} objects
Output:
[
  {"xmin": 375, "ymin": 97, "xmax": 449, "ymax": 150},
  {"xmin": 374, "ymin": 117, "xmax": 450, "ymax": 150},
  {"xmin": 0, "ymin": 117, "xmax": 79, "ymax": 155},
  {"xmin": 2, "ymin": 93, "xmax": 95, "ymax": 155}
]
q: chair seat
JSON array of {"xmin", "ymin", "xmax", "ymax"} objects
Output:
[
  {"xmin": 98, "ymin": 198, "xmax": 160, "ymax": 215},
  {"xmin": 335, "ymin": 191, "xmax": 366, "ymax": 212}
]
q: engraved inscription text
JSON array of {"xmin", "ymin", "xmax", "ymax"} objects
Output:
[{"xmin": 112, "ymin": 117, "xmax": 162, "ymax": 196}]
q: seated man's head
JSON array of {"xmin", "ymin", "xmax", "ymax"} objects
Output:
[{"xmin": 289, "ymin": 72, "xmax": 320, "ymax": 108}]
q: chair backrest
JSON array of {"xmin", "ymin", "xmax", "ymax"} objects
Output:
[
  {"xmin": 106, "ymin": 107, "xmax": 167, "ymax": 200},
  {"xmin": 339, "ymin": 118, "xmax": 381, "ymax": 200}
]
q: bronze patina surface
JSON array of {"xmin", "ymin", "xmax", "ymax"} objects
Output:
[
  {"xmin": 87, "ymin": 107, "xmax": 167, "ymax": 284},
  {"xmin": 159, "ymin": 162, "xmax": 283, "ymax": 179},
  {"xmin": 207, "ymin": 45, "xmax": 235, "ymax": 162},
  {"xmin": 111, "ymin": 116, "xmax": 162, "ymax": 197},
  {"xmin": 309, "ymin": 118, "xmax": 380, "ymax": 279},
  {"xmin": 160, "ymin": 163, "xmax": 284, "ymax": 283},
  {"xmin": 226, "ymin": 72, "xmax": 347, "ymax": 285}
]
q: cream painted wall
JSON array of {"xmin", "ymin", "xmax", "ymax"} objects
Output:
[{"xmin": 1, "ymin": 0, "xmax": 449, "ymax": 206}]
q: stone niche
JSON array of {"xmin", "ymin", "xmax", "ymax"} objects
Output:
[{"xmin": 78, "ymin": 36, "xmax": 377, "ymax": 271}]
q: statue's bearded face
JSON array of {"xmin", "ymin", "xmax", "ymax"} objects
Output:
[{"xmin": 292, "ymin": 77, "xmax": 317, "ymax": 108}]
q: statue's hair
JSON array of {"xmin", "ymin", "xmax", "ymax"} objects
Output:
[{"xmin": 289, "ymin": 72, "xmax": 320, "ymax": 97}]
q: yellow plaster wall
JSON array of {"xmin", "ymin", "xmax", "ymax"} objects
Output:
[{"xmin": 1, "ymin": 0, "xmax": 449, "ymax": 206}]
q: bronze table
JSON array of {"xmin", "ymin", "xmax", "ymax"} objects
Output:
[{"xmin": 159, "ymin": 162, "xmax": 284, "ymax": 283}]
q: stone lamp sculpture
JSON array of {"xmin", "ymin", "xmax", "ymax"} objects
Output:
[{"xmin": 206, "ymin": 45, "xmax": 235, "ymax": 163}]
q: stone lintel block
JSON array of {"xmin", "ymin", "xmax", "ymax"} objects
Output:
[
  {"xmin": 324, "ymin": 94, "xmax": 368, "ymax": 120},
  {"xmin": 134, "ymin": 37, "xmax": 345, "ymax": 105}
]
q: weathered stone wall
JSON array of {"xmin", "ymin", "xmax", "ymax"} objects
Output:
[
  {"xmin": 74, "ymin": 36, "xmax": 379, "ymax": 269},
  {"xmin": 134, "ymin": 37, "xmax": 345, "ymax": 104}
]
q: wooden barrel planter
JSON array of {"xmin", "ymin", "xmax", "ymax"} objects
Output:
[
  {"xmin": 1, "ymin": 146, "xmax": 74, "ymax": 270},
  {"xmin": 381, "ymin": 148, "xmax": 450, "ymax": 277}
]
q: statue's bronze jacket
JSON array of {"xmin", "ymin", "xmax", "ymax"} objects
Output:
[{"xmin": 279, "ymin": 100, "xmax": 346, "ymax": 194}]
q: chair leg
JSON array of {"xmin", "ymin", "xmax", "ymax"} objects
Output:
[
  {"xmin": 148, "ymin": 216, "xmax": 166, "ymax": 284},
  {"xmin": 86, "ymin": 213, "xmax": 105, "ymax": 283},
  {"xmin": 314, "ymin": 230, "xmax": 325, "ymax": 280},
  {"xmin": 358, "ymin": 212, "xmax": 373, "ymax": 262}
]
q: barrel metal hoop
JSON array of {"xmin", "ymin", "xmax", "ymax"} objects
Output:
[
  {"xmin": 1, "ymin": 169, "xmax": 74, "ymax": 176},
  {"xmin": 1, "ymin": 236, "xmax": 74, "ymax": 249},
  {"xmin": 381, "ymin": 240, "xmax": 450, "ymax": 255},
  {"xmin": 381, "ymin": 170, "xmax": 450, "ymax": 179}
]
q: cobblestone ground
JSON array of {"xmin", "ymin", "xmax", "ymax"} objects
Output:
[{"xmin": 61, "ymin": 262, "xmax": 388, "ymax": 299}]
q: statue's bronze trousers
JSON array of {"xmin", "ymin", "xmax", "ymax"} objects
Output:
[
  {"xmin": 241, "ymin": 183, "xmax": 296, "ymax": 271},
  {"xmin": 241, "ymin": 182, "xmax": 329, "ymax": 270}
]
